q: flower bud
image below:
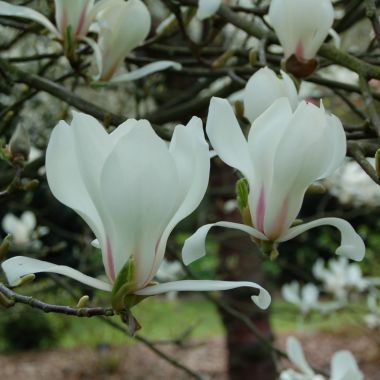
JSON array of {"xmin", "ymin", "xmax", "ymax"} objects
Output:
[{"xmin": 9, "ymin": 124, "xmax": 30, "ymax": 163}]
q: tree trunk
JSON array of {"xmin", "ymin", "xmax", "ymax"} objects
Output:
[{"xmin": 210, "ymin": 160, "xmax": 277, "ymax": 380}]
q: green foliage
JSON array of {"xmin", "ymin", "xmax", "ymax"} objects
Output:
[{"xmin": 0, "ymin": 306, "xmax": 57, "ymax": 352}]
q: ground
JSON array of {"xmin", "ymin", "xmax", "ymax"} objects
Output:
[{"xmin": 0, "ymin": 331, "xmax": 379, "ymax": 380}]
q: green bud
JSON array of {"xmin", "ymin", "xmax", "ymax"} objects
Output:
[
  {"xmin": 76, "ymin": 295, "xmax": 90, "ymax": 308},
  {"xmin": 269, "ymin": 248, "xmax": 279, "ymax": 261},
  {"xmin": 375, "ymin": 149, "xmax": 380, "ymax": 179},
  {"xmin": 291, "ymin": 219, "xmax": 303, "ymax": 227},
  {"xmin": 23, "ymin": 179, "xmax": 39, "ymax": 191},
  {"xmin": 111, "ymin": 258, "xmax": 149, "ymax": 312},
  {"xmin": 236, "ymin": 178, "xmax": 249, "ymax": 211},
  {"xmin": 0, "ymin": 234, "xmax": 12, "ymax": 260},
  {"xmin": 0, "ymin": 292, "xmax": 14, "ymax": 308},
  {"xmin": 235, "ymin": 100, "xmax": 245, "ymax": 120},
  {"xmin": 212, "ymin": 48, "xmax": 236, "ymax": 69},
  {"xmin": 248, "ymin": 50, "xmax": 258, "ymax": 67},
  {"xmin": 9, "ymin": 124, "xmax": 30, "ymax": 162},
  {"xmin": 16, "ymin": 274, "xmax": 35, "ymax": 287},
  {"xmin": 307, "ymin": 183, "xmax": 326, "ymax": 194}
]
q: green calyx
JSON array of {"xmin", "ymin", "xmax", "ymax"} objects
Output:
[{"xmin": 111, "ymin": 258, "xmax": 153, "ymax": 313}]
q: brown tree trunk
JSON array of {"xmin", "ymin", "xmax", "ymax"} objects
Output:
[{"xmin": 211, "ymin": 160, "xmax": 277, "ymax": 380}]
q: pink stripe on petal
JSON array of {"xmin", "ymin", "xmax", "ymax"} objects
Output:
[
  {"xmin": 295, "ymin": 40, "xmax": 304, "ymax": 60},
  {"xmin": 256, "ymin": 186, "xmax": 266, "ymax": 234},
  {"xmin": 267, "ymin": 197, "xmax": 289, "ymax": 241},
  {"xmin": 75, "ymin": 6, "xmax": 88, "ymax": 36},
  {"xmin": 106, "ymin": 238, "xmax": 116, "ymax": 283}
]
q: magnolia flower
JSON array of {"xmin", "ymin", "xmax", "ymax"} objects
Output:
[
  {"xmin": 364, "ymin": 294, "xmax": 380, "ymax": 329},
  {"xmin": 313, "ymin": 258, "xmax": 368, "ymax": 300},
  {"xmin": 197, "ymin": 0, "xmax": 222, "ymax": 20},
  {"xmin": 0, "ymin": 0, "xmax": 99, "ymax": 47},
  {"xmin": 182, "ymin": 97, "xmax": 365, "ymax": 266},
  {"xmin": 1, "ymin": 112, "xmax": 270, "ymax": 311},
  {"xmin": 2, "ymin": 212, "xmax": 37, "ymax": 246},
  {"xmin": 243, "ymin": 67, "xmax": 298, "ymax": 122},
  {"xmin": 268, "ymin": 0, "xmax": 334, "ymax": 76},
  {"xmin": 280, "ymin": 336, "xmax": 363, "ymax": 380},
  {"xmin": 93, "ymin": 0, "xmax": 181, "ymax": 82},
  {"xmin": 282, "ymin": 281, "xmax": 319, "ymax": 315}
]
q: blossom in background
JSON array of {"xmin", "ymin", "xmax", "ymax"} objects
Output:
[
  {"xmin": 155, "ymin": 259, "xmax": 185, "ymax": 282},
  {"xmin": 325, "ymin": 158, "xmax": 380, "ymax": 207},
  {"xmin": 313, "ymin": 257, "xmax": 368, "ymax": 301},
  {"xmin": 243, "ymin": 67, "xmax": 299, "ymax": 122},
  {"xmin": 2, "ymin": 212, "xmax": 37, "ymax": 246},
  {"xmin": 0, "ymin": 0, "xmax": 99, "ymax": 48},
  {"xmin": 269, "ymin": 0, "xmax": 334, "ymax": 61},
  {"xmin": 364, "ymin": 293, "xmax": 380, "ymax": 329},
  {"xmin": 282, "ymin": 281, "xmax": 319, "ymax": 315},
  {"xmin": 1, "ymin": 112, "xmax": 270, "ymax": 311},
  {"xmin": 280, "ymin": 336, "xmax": 363, "ymax": 380},
  {"xmin": 268, "ymin": 0, "xmax": 334, "ymax": 76},
  {"xmin": 182, "ymin": 97, "xmax": 365, "ymax": 266}
]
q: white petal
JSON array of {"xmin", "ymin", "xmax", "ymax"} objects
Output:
[
  {"xmin": 282, "ymin": 281, "xmax": 301, "ymax": 305},
  {"xmin": 2, "ymin": 214, "xmax": 19, "ymax": 235},
  {"xmin": 279, "ymin": 217, "xmax": 365, "ymax": 261},
  {"xmin": 152, "ymin": 117, "xmax": 210, "ymax": 275},
  {"xmin": 108, "ymin": 61, "xmax": 182, "ymax": 83},
  {"xmin": 1, "ymin": 256, "xmax": 111, "ymax": 291},
  {"xmin": 82, "ymin": 36, "xmax": 103, "ymax": 81},
  {"xmin": 135, "ymin": 280, "xmax": 271, "ymax": 309},
  {"xmin": 182, "ymin": 221, "xmax": 267, "ymax": 266},
  {"xmin": 206, "ymin": 97, "xmax": 253, "ymax": 181},
  {"xmin": 96, "ymin": 0, "xmax": 151, "ymax": 80},
  {"xmin": 330, "ymin": 351, "xmax": 363, "ymax": 380},
  {"xmin": 286, "ymin": 336, "xmax": 315, "ymax": 376},
  {"xmin": 100, "ymin": 123, "xmax": 180, "ymax": 287},
  {"xmin": 196, "ymin": 0, "xmax": 221, "ymax": 20},
  {"xmin": 20, "ymin": 211, "xmax": 36, "ymax": 231},
  {"xmin": 243, "ymin": 67, "xmax": 298, "ymax": 122},
  {"xmin": 268, "ymin": 0, "xmax": 334, "ymax": 60},
  {"xmin": 0, "ymin": 1, "xmax": 59, "ymax": 36},
  {"xmin": 46, "ymin": 120, "xmax": 105, "ymax": 244}
]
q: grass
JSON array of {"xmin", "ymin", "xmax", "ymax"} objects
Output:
[{"xmin": 0, "ymin": 283, "xmax": 368, "ymax": 351}]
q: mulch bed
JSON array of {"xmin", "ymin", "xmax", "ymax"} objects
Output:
[{"xmin": 0, "ymin": 331, "xmax": 378, "ymax": 379}]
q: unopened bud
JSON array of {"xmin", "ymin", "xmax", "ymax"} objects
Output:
[
  {"xmin": 234, "ymin": 100, "xmax": 245, "ymax": 120},
  {"xmin": 0, "ymin": 292, "xmax": 14, "ymax": 308},
  {"xmin": 375, "ymin": 149, "xmax": 380, "ymax": 179},
  {"xmin": 269, "ymin": 248, "xmax": 279, "ymax": 261},
  {"xmin": 12, "ymin": 273, "xmax": 36, "ymax": 287},
  {"xmin": 76, "ymin": 295, "xmax": 90, "ymax": 308},
  {"xmin": 291, "ymin": 219, "xmax": 303, "ymax": 226},
  {"xmin": 249, "ymin": 50, "xmax": 258, "ymax": 67},
  {"xmin": 9, "ymin": 124, "xmax": 30, "ymax": 162},
  {"xmin": 24, "ymin": 179, "xmax": 39, "ymax": 191},
  {"xmin": 0, "ymin": 234, "xmax": 12, "ymax": 260},
  {"xmin": 236, "ymin": 178, "xmax": 249, "ymax": 210},
  {"xmin": 307, "ymin": 183, "xmax": 326, "ymax": 194},
  {"xmin": 212, "ymin": 48, "xmax": 236, "ymax": 69}
]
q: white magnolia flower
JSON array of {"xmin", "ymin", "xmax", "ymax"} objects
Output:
[
  {"xmin": 313, "ymin": 257, "xmax": 368, "ymax": 300},
  {"xmin": 280, "ymin": 336, "xmax": 363, "ymax": 380},
  {"xmin": 268, "ymin": 0, "xmax": 334, "ymax": 61},
  {"xmin": 325, "ymin": 158, "xmax": 380, "ymax": 207},
  {"xmin": 182, "ymin": 97, "xmax": 365, "ymax": 266},
  {"xmin": 243, "ymin": 67, "xmax": 299, "ymax": 122},
  {"xmin": 197, "ymin": 0, "xmax": 222, "ymax": 20},
  {"xmin": 282, "ymin": 281, "xmax": 319, "ymax": 315},
  {"xmin": 93, "ymin": 0, "xmax": 181, "ymax": 82},
  {"xmin": 1, "ymin": 112, "xmax": 270, "ymax": 311},
  {"xmin": 155, "ymin": 259, "xmax": 184, "ymax": 282},
  {"xmin": 2, "ymin": 212, "xmax": 36, "ymax": 246},
  {"xmin": 0, "ymin": 0, "xmax": 99, "ymax": 46},
  {"xmin": 0, "ymin": 0, "xmax": 179, "ymax": 82}
]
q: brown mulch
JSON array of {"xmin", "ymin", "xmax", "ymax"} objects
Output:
[{"xmin": 0, "ymin": 332, "xmax": 379, "ymax": 380}]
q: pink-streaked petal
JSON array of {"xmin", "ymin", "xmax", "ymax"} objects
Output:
[
  {"xmin": 278, "ymin": 217, "xmax": 365, "ymax": 261},
  {"xmin": 135, "ymin": 280, "xmax": 271, "ymax": 309},
  {"xmin": 182, "ymin": 221, "xmax": 267, "ymax": 266},
  {"xmin": 1, "ymin": 256, "xmax": 111, "ymax": 291}
]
